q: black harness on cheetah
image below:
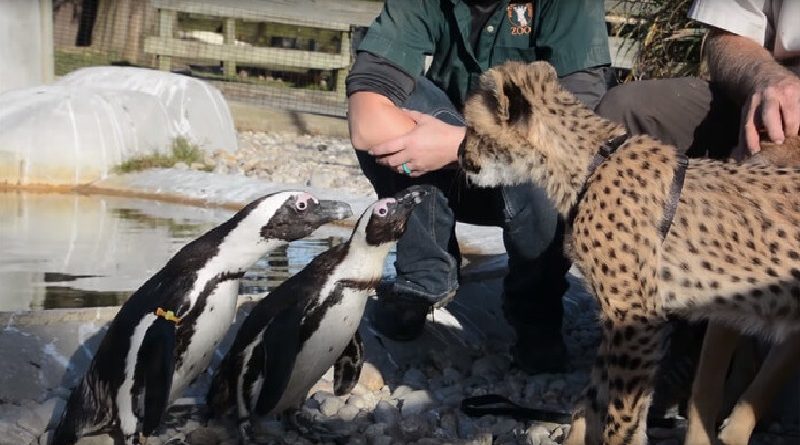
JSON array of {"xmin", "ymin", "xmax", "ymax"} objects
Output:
[
  {"xmin": 570, "ymin": 133, "xmax": 689, "ymax": 241},
  {"xmin": 460, "ymin": 134, "xmax": 689, "ymax": 426}
]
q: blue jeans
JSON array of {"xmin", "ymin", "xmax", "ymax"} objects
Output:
[{"xmin": 355, "ymin": 76, "xmax": 582, "ymax": 334}]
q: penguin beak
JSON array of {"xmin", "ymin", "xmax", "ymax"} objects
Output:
[{"xmin": 316, "ymin": 199, "xmax": 353, "ymax": 222}]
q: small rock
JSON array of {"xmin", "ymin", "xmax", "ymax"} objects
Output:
[
  {"xmin": 337, "ymin": 404, "xmax": 360, "ymax": 421},
  {"xmin": 400, "ymin": 390, "xmax": 435, "ymax": 417},
  {"xmin": 550, "ymin": 426, "xmax": 565, "ymax": 442},
  {"xmin": 319, "ymin": 397, "xmax": 344, "ymax": 417},
  {"xmin": 174, "ymin": 162, "xmax": 189, "ymax": 170},
  {"xmin": 398, "ymin": 413, "xmax": 430, "ymax": 440},
  {"xmin": 303, "ymin": 397, "xmax": 321, "ymax": 411},
  {"xmin": 186, "ymin": 426, "xmax": 220, "ymax": 445},
  {"xmin": 391, "ymin": 384, "xmax": 414, "ymax": 400},
  {"xmin": 442, "ymin": 367, "xmax": 462, "ymax": 385},
  {"xmin": 491, "ymin": 418, "xmax": 519, "ymax": 436},
  {"xmin": 373, "ymin": 400, "xmax": 399, "ymax": 426},
  {"xmin": 471, "ymin": 355, "xmax": 510, "ymax": 379},
  {"xmin": 346, "ymin": 435, "xmax": 367, "ymax": 445},
  {"xmin": 370, "ymin": 435, "xmax": 392, "ymax": 445},
  {"xmin": 255, "ymin": 418, "xmax": 284, "ymax": 436},
  {"xmin": 311, "ymin": 390, "xmax": 335, "ymax": 404},
  {"xmin": 75, "ymin": 435, "xmax": 115, "ymax": 445},
  {"xmin": 467, "ymin": 431, "xmax": 493, "ymax": 445},
  {"xmin": 363, "ymin": 423, "xmax": 387, "ymax": 438},
  {"xmin": 402, "ymin": 368, "xmax": 428, "ymax": 388},
  {"xmin": 347, "ymin": 394, "xmax": 371, "ymax": 410},
  {"xmin": 457, "ymin": 413, "xmax": 478, "ymax": 439},
  {"xmin": 525, "ymin": 425, "xmax": 550, "ymax": 445}
]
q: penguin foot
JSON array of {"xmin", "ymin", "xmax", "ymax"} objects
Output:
[
  {"xmin": 237, "ymin": 419, "xmax": 256, "ymax": 445},
  {"xmin": 286, "ymin": 409, "xmax": 352, "ymax": 442}
]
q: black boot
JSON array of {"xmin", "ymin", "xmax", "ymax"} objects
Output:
[
  {"xmin": 369, "ymin": 284, "xmax": 433, "ymax": 341},
  {"xmin": 510, "ymin": 325, "xmax": 568, "ymax": 374}
]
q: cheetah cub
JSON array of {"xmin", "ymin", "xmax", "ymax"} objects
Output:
[{"xmin": 459, "ymin": 61, "xmax": 800, "ymax": 445}]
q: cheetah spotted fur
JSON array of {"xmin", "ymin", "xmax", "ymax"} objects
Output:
[{"xmin": 459, "ymin": 61, "xmax": 800, "ymax": 445}]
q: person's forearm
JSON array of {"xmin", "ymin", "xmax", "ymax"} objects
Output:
[
  {"xmin": 706, "ymin": 29, "xmax": 794, "ymax": 103},
  {"xmin": 348, "ymin": 91, "xmax": 417, "ymax": 150}
]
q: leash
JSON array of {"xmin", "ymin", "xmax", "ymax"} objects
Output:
[{"xmin": 460, "ymin": 394, "xmax": 686, "ymax": 428}]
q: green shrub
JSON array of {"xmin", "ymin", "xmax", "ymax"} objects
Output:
[
  {"xmin": 611, "ymin": 0, "xmax": 708, "ymax": 81},
  {"xmin": 114, "ymin": 137, "xmax": 210, "ymax": 173}
]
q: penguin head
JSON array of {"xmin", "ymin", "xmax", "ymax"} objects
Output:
[
  {"xmin": 357, "ymin": 185, "xmax": 429, "ymax": 246},
  {"xmin": 257, "ymin": 191, "xmax": 353, "ymax": 241}
]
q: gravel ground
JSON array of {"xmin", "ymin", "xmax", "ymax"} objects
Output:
[
  {"xmin": 8, "ymin": 131, "xmax": 800, "ymax": 445},
  {"xmin": 202, "ymin": 131, "xmax": 376, "ymax": 197}
]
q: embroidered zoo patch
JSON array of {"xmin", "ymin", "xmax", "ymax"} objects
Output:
[{"xmin": 507, "ymin": 2, "xmax": 533, "ymax": 35}]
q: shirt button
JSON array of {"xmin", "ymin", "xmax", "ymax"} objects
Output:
[{"xmin": 486, "ymin": 25, "xmax": 495, "ymax": 33}]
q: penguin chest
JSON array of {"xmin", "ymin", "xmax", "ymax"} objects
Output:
[
  {"xmin": 170, "ymin": 280, "xmax": 239, "ymax": 399},
  {"xmin": 277, "ymin": 288, "xmax": 368, "ymax": 411}
]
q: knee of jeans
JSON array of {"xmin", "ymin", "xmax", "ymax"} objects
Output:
[
  {"xmin": 503, "ymin": 198, "xmax": 560, "ymax": 258},
  {"xmin": 596, "ymin": 82, "xmax": 650, "ymax": 123}
]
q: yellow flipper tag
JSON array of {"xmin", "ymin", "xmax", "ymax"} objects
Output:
[{"xmin": 155, "ymin": 307, "xmax": 182, "ymax": 325}]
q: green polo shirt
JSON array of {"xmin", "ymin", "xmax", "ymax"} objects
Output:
[{"xmin": 358, "ymin": 0, "xmax": 610, "ymax": 109}]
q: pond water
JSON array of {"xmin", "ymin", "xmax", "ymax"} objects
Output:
[{"xmin": 0, "ymin": 191, "xmax": 394, "ymax": 311}]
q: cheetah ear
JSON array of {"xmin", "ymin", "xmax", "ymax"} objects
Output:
[
  {"xmin": 479, "ymin": 69, "xmax": 531, "ymax": 124},
  {"xmin": 502, "ymin": 80, "xmax": 530, "ymax": 124},
  {"xmin": 479, "ymin": 69, "xmax": 509, "ymax": 122},
  {"xmin": 527, "ymin": 61, "xmax": 558, "ymax": 83}
]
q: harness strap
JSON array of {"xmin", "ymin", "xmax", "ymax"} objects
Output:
[
  {"xmin": 657, "ymin": 154, "xmax": 688, "ymax": 239},
  {"xmin": 586, "ymin": 133, "xmax": 630, "ymax": 180},
  {"xmin": 155, "ymin": 307, "xmax": 182, "ymax": 324},
  {"xmin": 568, "ymin": 133, "xmax": 629, "ymax": 223}
]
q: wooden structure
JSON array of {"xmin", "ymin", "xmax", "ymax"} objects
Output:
[
  {"xmin": 142, "ymin": 0, "xmax": 697, "ymax": 108},
  {"xmin": 144, "ymin": 0, "xmax": 383, "ymax": 100}
]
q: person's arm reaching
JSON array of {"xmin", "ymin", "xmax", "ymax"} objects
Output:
[
  {"xmin": 705, "ymin": 28, "xmax": 800, "ymax": 155},
  {"xmin": 348, "ymin": 91, "xmax": 417, "ymax": 151},
  {"xmin": 346, "ymin": 51, "xmax": 465, "ymax": 177}
]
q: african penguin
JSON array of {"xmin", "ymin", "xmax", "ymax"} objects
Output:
[
  {"xmin": 207, "ymin": 186, "xmax": 427, "ymax": 442},
  {"xmin": 51, "ymin": 191, "xmax": 352, "ymax": 445}
]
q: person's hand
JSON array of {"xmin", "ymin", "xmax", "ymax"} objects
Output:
[
  {"xmin": 734, "ymin": 72, "xmax": 800, "ymax": 159},
  {"xmin": 368, "ymin": 109, "xmax": 466, "ymax": 177}
]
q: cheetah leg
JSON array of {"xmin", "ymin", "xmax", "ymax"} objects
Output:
[
  {"xmin": 565, "ymin": 341, "xmax": 610, "ymax": 445},
  {"xmin": 718, "ymin": 332, "xmax": 800, "ymax": 445},
  {"xmin": 684, "ymin": 322, "xmax": 741, "ymax": 445},
  {"xmin": 602, "ymin": 316, "xmax": 667, "ymax": 445}
]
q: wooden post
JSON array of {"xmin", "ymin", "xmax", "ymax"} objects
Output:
[
  {"xmin": 223, "ymin": 18, "xmax": 237, "ymax": 77},
  {"xmin": 157, "ymin": 9, "xmax": 175, "ymax": 71},
  {"xmin": 39, "ymin": 0, "xmax": 54, "ymax": 83},
  {"xmin": 335, "ymin": 29, "xmax": 352, "ymax": 101}
]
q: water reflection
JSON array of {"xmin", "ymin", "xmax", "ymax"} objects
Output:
[{"xmin": 0, "ymin": 192, "xmax": 391, "ymax": 311}]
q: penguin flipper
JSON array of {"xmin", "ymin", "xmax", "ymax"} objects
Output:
[
  {"xmin": 255, "ymin": 308, "xmax": 303, "ymax": 414},
  {"xmin": 139, "ymin": 317, "xmax": 177, "ymax": 437},
  {"xmin": 333, "ymin": 330, "xmax": 364, "ymax": 396}
]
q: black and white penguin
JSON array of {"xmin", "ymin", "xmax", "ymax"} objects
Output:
[
  {"xmin": 51, "ymin": 191, "xmax": 352, "ymax": 445},
  {"xmin": 207, "ymin": 186, "xmax": 426, "ymax": 442}
]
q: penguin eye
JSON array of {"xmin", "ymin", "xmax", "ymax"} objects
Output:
[
  {"xmin": 377, "ymin": 207, "xmax": 388, "ymax": 217},
  {"xmin": 295, "ymin": 201, "xmax": 307, "ymax": 211}
]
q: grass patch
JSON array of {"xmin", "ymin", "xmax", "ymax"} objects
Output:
[
  {"xmin": 114, "ymin": 137, "xmax": 211, "ymax": 173},
  {"xmin": 55, "ymin": 47, "xmax": 115, "ymax": 76}
]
